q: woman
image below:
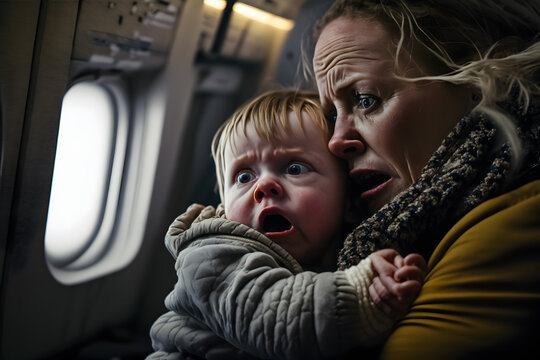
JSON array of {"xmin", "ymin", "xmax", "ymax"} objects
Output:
[{"xmin": 312, "ymin": 0, "xmax": 540, "ymax": 358}]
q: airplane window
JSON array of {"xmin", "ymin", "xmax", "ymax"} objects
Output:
[{"xmin": 45, "ymin": 81, "xmax": 122, "ymax": 270}]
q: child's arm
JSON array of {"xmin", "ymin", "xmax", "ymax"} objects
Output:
[
  {"xmin": 158, "ymin": 224, "xmax": 407, "ymax": 360},
  {"xmin": 166, "ymin": 236, "xmax": 364, "ymax": 360},
  {"xmin": 148, "ymin": 310, "xmax": 259, "ymax": 360},
  {"xmin": 368, "ymin": 249, "xmax": 426, "ymax": 317},
  {"xmin": 164, "ymin": 203, "xmax": 223, "ymax": 259},
  {"xmin": 153, "ymin": 206, "xmax": 422, "ymax": 360}
]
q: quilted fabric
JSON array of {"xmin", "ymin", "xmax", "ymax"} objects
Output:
[{"xmin": 148, "ymin": 215, "xmax": 393, "ymax": 359}]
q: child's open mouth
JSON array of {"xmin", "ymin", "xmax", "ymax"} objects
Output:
[
  {"xmin": 259, "ymin": 208, "xmax": 294, "ymax": 236},
  {"xmin": 263, "ymin": 214, "xmax": 292, "ymax": 233}
]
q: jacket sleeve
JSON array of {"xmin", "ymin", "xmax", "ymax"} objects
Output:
[
  {"xmin": 379, "ymin": 180, "xmax": 540, "ymax": 359},
  {"xmin": 165, "ymin": 236, "xmax": 393, "ymax": 360},
  {"xmin": 147, "ymin": 310, "xmax": 259, "ymax": 360}
]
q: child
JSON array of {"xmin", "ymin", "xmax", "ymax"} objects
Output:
[{"xmin": 148, "ymin": 90, "xmax": 426, "ymax": 360}]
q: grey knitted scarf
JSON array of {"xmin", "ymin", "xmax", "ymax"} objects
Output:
[{"xmin": 338, "ymin": 94, "xmax": 540, "ymax": 269}]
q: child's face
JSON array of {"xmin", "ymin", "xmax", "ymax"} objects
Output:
[{"xmin": 222, "ymin": 111, "xmax": 347, "ymax": 267}]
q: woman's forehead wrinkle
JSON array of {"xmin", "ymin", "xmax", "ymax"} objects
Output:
[
  {"xmin": 328, "ymin": 66, "xmax": 354, "ymax": 98},
  {"xmin": 315, "ymin": 37, "xmax": 363, "ymax": 78},
  {"xmin": 315, "ymin": 36, "xmax": 380, "ymax": 102}
]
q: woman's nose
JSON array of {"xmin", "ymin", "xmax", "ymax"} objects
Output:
[
  {"xmin": 254, "ymin": 177, "xmax": 283, "ymax": 203},
  {"xmin": 328, "ymin": 116, "xmax": 365, "ymax": 159}
]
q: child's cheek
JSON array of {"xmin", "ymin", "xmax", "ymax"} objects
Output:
[{"xmin": 225, "ymin": 196, "xmax": 253, "ymax": 227}]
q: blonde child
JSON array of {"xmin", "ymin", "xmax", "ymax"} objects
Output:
[{"xmin": 148, "ymin": 90, "xmax": 425, "ymax": 360}]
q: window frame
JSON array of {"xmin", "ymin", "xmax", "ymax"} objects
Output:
[{"xmin": 45, "ymin": 75, "xmax": 130, "ymax": 283}]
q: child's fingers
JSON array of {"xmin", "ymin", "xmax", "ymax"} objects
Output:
[
  {"xmin": 394, "ymin": 265, "xmax": 425, "ymax": 283},
  {"xmin": 395, "ymin": 280, "xmax": 421, "ymax": 302},
  {"xmin": 370, "ymin": 276, "xmax": 391, "ymax": 303},
  {"xmin": 195, "ymin": 205, "xmax": 217, "ymax": 222},
  {"xmin": 393, "ymin": 254, "xmax": 404, "ymax": 268},
  {"xmin": 168, "ymin": 203, "xmax": 205, "ymax": 236},
  {"xmin": 370, "ymin": 249, "xmax": 400, "ymax": 277},
  {"xmin": 370, "ymin": 277, "xmax": 419, "ymax": 317},
  {"xmin": 165, "ymin": 203, "xmax": 206, "ymax": 258},
  {"xmin": 369, "ymin": 251, "xmax": 425, "ymax": 318},
  {"xmin": 378, "ymin": 273, "xmax": 409, "ymax": 305},
  {"xmin": 403, "ymin": 253, "xmax": 427, "ymax": 271},
  {"xmin": 369, "ymin": 278, "xmax": 398, "ymax": 317}
]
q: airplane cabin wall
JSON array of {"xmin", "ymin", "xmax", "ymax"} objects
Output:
[
  {"xmin": 0, "ymin": 0, "xmax": 332, "ymax": 359},
  {"xmin": 0, "ymin": 0, "xmax": 88, "ymax": 358},
  {"xmin": 0, "ymin": 0, "xmax": 202, "ymax": 359},
  {"xmin": 0, "ymin": 0, "xmax": 42, "ymax": 285}
]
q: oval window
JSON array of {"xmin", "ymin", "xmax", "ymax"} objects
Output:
[{"xmin": 45, "ymin": 82, "xmax": 116, "ymax": 267}]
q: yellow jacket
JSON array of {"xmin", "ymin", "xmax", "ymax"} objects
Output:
[{"xmin": 380, "ymin": 179, "xmax": 540, "ymax": 359}]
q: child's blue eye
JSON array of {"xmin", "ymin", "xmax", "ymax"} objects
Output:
[
  {"xmin": 287, "ymin": 163, "xmax": 310, "ymax": 175},
  {"xmin": 237, "ymin": 171, "xmax": 255, "ymax": 184}
]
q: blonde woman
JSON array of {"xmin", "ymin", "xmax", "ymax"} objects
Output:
[{"xmin": 312, "ymin": 0, "xmax": 540, "ymax": 358}]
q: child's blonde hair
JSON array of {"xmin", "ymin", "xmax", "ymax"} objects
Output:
[{"xmin": 211, "ymin": 90, "xmax": 330, "ymax": 201}]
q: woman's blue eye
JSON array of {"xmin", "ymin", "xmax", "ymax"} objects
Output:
[
  {"xmin": 326, "ymin": 112, "xmax": 337, "ymax": 123},
  {"xmin": 237, "ymin": 171, "xmax": 255, "ymax": 184},
  {"xmin": 354, "ymin": 92, "xmax": 378, "ymax": 109},
  {"xmin": 287, "ymin": 163, "xmax": 310, "ymax": 175}
]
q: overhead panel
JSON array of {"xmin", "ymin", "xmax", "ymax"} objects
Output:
[{"xmin": 71, "ymin": 0, "xmax": 186, "ymax": 72}]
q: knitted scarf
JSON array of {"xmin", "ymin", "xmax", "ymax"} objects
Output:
[{"xmin": 337, "ymin": 93, "xmax": 540, "ymax": 269}]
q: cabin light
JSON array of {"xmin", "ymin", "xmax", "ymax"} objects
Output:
[
  {"xmin": 234, "ymin": 3, "xmax": 294, "ymax": 31},
  {"xmin": 204, "ymin": 0, "xmax": 294, "ymax": 31},
  {"xmin": 204, "ymin": 0, "xmax": 226, "ymax": 10}
]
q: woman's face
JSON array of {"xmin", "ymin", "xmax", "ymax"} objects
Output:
[{"xmin": 313, "ymin": 16, "xmax": 473, "ymax": 214}]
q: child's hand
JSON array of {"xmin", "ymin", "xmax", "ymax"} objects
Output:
[
  {"xmin": 165, "ymin": 203, "xmax": 224, "ymax": 258},
  {"xmin": 167, "ymin": 203, "xmax": 206, "ymax": 237},
  {"xmin": 368, "ymin": 249, "xmax": 426, "ymax": 318}
]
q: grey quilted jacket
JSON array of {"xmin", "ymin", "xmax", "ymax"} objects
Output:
[{"xmin": 147, "ymin": 211, "xmax": 393, "ymax": 360}]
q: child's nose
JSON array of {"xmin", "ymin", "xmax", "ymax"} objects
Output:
[{"xmin": 254, "ymin": 177, "xmax": 283, "ymax": 203}]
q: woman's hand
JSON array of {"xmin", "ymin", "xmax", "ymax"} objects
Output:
[{"xmin": 368, "ymin": 249, "xmax": 427, "ymax": 318}]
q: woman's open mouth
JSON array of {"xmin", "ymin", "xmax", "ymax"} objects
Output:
[{"xmin": 352, "ymin": 171, "xmax": 392, "ymax": 198}]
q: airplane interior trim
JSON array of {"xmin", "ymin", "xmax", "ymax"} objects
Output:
[{"xmin": 1, "ymin": 0, "xmax": 326, "ymax": 358}]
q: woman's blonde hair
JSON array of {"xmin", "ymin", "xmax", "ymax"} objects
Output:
[
  {"xmin": 211, "ymin": 89, "xmax": 330, "ymax": 200},
  {"xmin": 312, "ymin": 0, "xmax": 540, "ymax": 163}
]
